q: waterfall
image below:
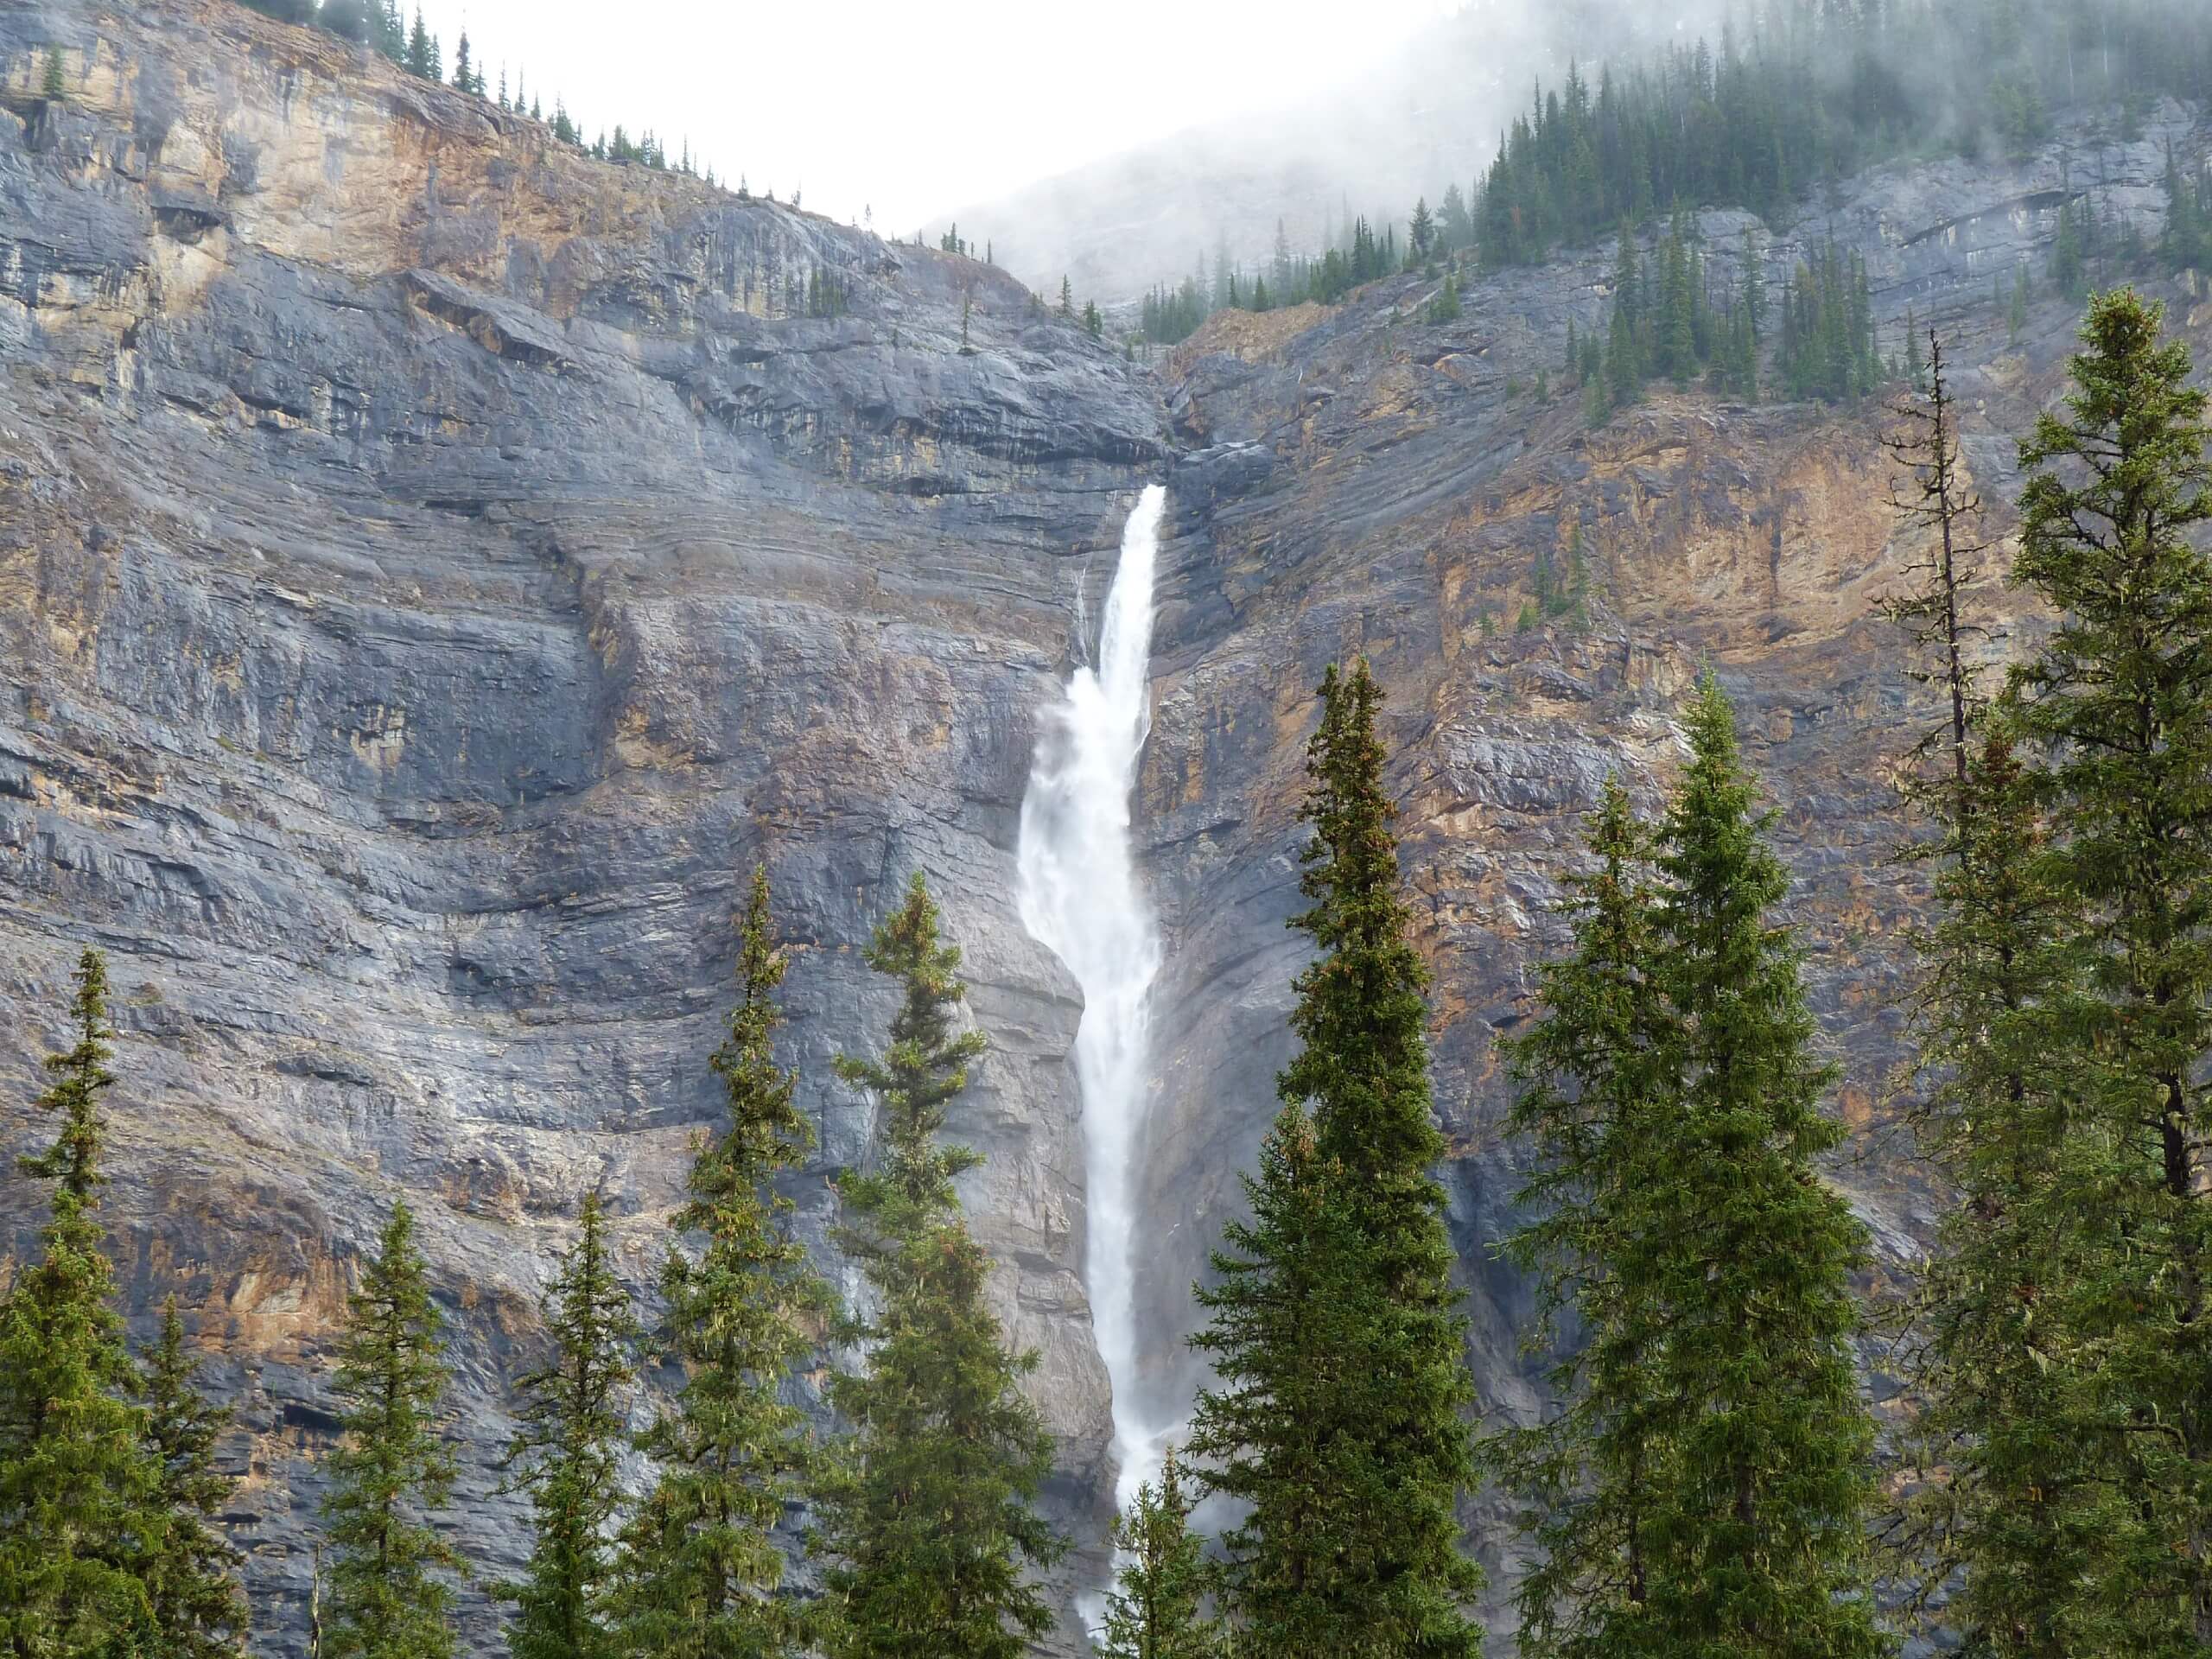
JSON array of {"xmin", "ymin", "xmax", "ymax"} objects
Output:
[{"xmin": 1017, "ymin": 483, "xmax": 1169, "ymax": 1513}]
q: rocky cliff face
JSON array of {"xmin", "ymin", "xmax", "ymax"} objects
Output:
[
  {"xmin": 1135, "ymin": 98, "xmax": 2212, "ymax": 1621},
  {"xmin": 2, "ymin": 3, "xmax": 2209, "ymax": 1655},
  {"xmin": 0, "ymin": 3, "xmax": 1160, "ymax": 1649}
]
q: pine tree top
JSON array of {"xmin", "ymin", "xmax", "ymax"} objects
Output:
[
  {"xmin": 21, "ymin": 950, "xmax": 117, "ymax": 1204},
  {"xmin": 1282, "ymin": 658, "xmax": 1446, "ymax": 1189},
  {"xmin": 835, "ymin": 872, "xmax": 986, "ymax": 1225}
]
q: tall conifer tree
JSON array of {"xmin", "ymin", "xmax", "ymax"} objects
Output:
[
  {"xmin": 1492, "ymin": 782, "xmax": 1672, "ymax": 1659},
  {"xmin": 1996, "ymin": 287, "xmax": 2212, "ymax": 1647},
  {"xmin": 1876, "ymin": 325, "xmax": 2104, "ymax": 1656},
  {"xmin": 504, "ymin": 1190, "xmax": 637, "ymax": 1659},
  {"xmin": 0, "ymin": 950, "xmax": 162, "ymax": 1655},
  {"xmin": 1497, "ymin": 683, "xmax": 1885, "ymax": 1659},
  {"xmin": 812, "ymin": 874, "xmax": 1064, "ymax": 1659},
  {"xmin": 1188, "ymin": 659, "xmax": 1483, "ymax": 1659},
  {"xmin": 320, "ymin": 1201, "xmax": 461, "ymax": 1659},
  {"xmin": 616, "ymin": 867, "xmax": 830, "ymax": 1657},
  {"xmin": 143, "ymin": 1298, "xmax": 248, "ymax": 1656}
]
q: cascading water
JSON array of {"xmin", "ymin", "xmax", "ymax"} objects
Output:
[{"xmin": 1017, "ymin": 484, "xmax": 1170, "ymax": 1514}]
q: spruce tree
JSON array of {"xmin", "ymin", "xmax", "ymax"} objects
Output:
[
  {"xmin": 143, "ymin": 1299, "xmax": 248, "ymax": 1656},
  {"xmin": 503, "ymin": 1190, "xmax": 637, "ymax": 1659},
  {"xmin": 1096, "ymin": 1447, "xmax": 1219, "ymax": 1659},
  {"xmin": 1889, "ymin": 726, "xmax": 2098, "ymax": 1657},
  {"xmin": 1996, "ymin": 287, "xmax": 2212, "ymax": 1646},
  {"xmin": 41, "ymin": 47, "xmax": 64, "ymax": 100},
  {"xmin": 615, "ymin": 867, "xmax": 831, "ymax": 1658},
  {"xmin": 1492, "ymin": 781, "xmax": 1672, "ymax": 1659},
  {"xmin": 812, "ymin": 874, "xmax": 1064, "ymax": 1659},
  {"xmin": 320, "ymin": 1201, "xmax": 461, "ymax": 1659},
  {"xmin": 404, "ymin": 8, "xmax": 435, "ymax": 79},
  {"xmin": 1188, "ymin": 660, "xmax": 1483, "ymax": 1659},
  {"xmin": 0, "ymin": 950, "xmax": 162, "ymax": 1655},
  {"xmin": 1642, "ymin": 679, "xmax": 1881, "ymax": 1657},
  {"xmin": 1497, "ymin": 683, "xmax": 1885, "ymax": 1659}
]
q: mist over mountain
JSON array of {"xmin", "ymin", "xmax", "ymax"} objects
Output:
[
  {"xmin": 937, "ymin": 0, "xmax": 1733, "ymax": 302},
  {"xmin": 7, "ymin": 0, "xmax": 2212, "ymax": 1654},
  {"xmin": 949, "ymin": 0, "xmax": 2211, "ymax": 308}
]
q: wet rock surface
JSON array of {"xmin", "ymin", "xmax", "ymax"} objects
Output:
[
  {"xmin": 1138, "ymin": 97, "xmax": 2212, "ymax": 1639},
  {"xmin": 0, "ymin": 2, "xmax": 1160, "ymax": 1649},
  {"xmin": 2, "ymin": 3, "xmax": 2210, "ymax": 1654}
]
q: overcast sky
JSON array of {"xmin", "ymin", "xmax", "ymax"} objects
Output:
[{"xmin": 423, "ymin": 0, "xmax": 1463, "ymax": 232}]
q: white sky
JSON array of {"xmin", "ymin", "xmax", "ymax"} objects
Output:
[{"xmin": 423, "ymin": 0, "xmax": 1464, "ymax": 232}]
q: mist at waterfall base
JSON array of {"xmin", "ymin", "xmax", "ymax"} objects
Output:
[{"xmin": 1016, "ymin": 484, "xmax": 1176, "ymax": 1523}]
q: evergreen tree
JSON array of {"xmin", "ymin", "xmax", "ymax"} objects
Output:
[
  {"xmin": 1993, "ymin": 287, "xmax": 2212, "ymax": 1647},
  {"xmin": 2051, "ymin": 199, "xmax": 2086, "ymax": 297},
  {"xmin": 1497, "ymin": 681, "xmax": 1885, "ymax": 1659},
  {"xmin": 503, "ymin": 1191, "xmax": 637, "ymax": 1659},
  {"xmin": 378, "ymin": 0, "xmax": 405, "ymax": 56},
  {"xmin": 1095, "ymin": 1447, "xmax": 1219, "ymax": 1659},
  {"xmin": 813, "ymin": 874, "xmax": 1064, "ymax": 1659},
  {"xmin": 1872, "ymin": 327, "xmax": 2103, "ymax": 1653},
  {"xmin": 1408, "ymin": 197, "xmax": 1436, "ymax": 264},
  {"xmin": 320, "ymin": 1202, "xmax": 461, "ymax": 1659},
  {"xmin": 0, "ymin": 950, "xmax": 163, "ymax": 1655},
  {"xmin": 40, "ymin": 46, "xmax": 64, "ymax": 99},
  {"xmin": 1491, "ymin": 781, "xmax": 1670, "ymax": 1659},
  {"xmin": 616, "ymin": 867, "xmax": 831, "ymax": 1658},
  {"xmin": 143, "ymin": 1299, "xmax": 248, "ymax": 1656},
  {"xmin": 1059, "ymin": 275, "xmax": 1074, "ymax": 318},
  {"xmin": 1187, "ymin": 660, "xmax": 1483, "ymax": 1659},
  {"xmin": 404, "ymin": 8, "xmax": 435, "ymax": 79},
  {"xmin": 450, "ymin": 29, "xmax": 472, "ymax": 92}
]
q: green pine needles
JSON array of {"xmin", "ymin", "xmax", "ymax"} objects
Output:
[
  {"xmin": 813, "ymin": 873, "xmax": 1065, "ymax": 1659},
  {"xmin": 321, "ymin": 1201, "xmax": 462, "ymax": 1659},
  {"xmin": 143, "ymin": 1298, "xmax": 250, "ymax": 1656},
  {"xmin": 616, "ymin": 864, "xmax": 833, "ymax": 1657},
  {"xmin": 503, "ymin": 1189, "xmax": 637, "ymax": 1659},
  {"xmin": 0, "ymin": 950, "xmax": 165, "ymax": 1654},
  {"xmin": 1188, "ymin": 658, "xmax": 1484, "ymax": 1659},
  {"xmin": 1903, "ymin": 286, "xmax": 2212, "ymax": 1651},
  {"xmin": 1096, "ymin": 1446, "xmax": 1220, "ymax": 1659},
  {"xmin": 1497, "ymin": 680, "xmax": 1885, "ymax": 1659}
]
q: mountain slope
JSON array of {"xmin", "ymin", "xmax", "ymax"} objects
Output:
[
  {"xmin": 0, "ymin": 3, "xmax": 1157, "ymax": 1649},
  {"xmin": 3, "ymin": 2, "xmax": 2210, "ymax": 1655}
]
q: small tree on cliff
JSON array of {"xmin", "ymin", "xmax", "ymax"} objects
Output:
[
  {"xmin": 403, "ymin": 8, "xmax": 437, "ymax": 80},
  {"xmin": 320, "ymin": 1201, "xmax": 461, "ymax": 1659},
  {"xmin": 1096, "ymin": 1446, "xmax": 1220, "ymax": 1659},
  {"xmin": 503, "ymin": 1189, "xmax": 637, "ymax": 1659},
  {"xmin": 811, "ymin": 874, "xmax": 1064, "ymax": 1659},
  {"xmin": 142, "ymin": 1298, "xmax": 249, "ymax": 1656},
  {"xmin": 615, "ymin": 866, "xmax": 833, "ymax": 1658},
  {"xmin": 0, "ymin": 950, "xmax": 164, "ymax": 1654},
  {"xmin": 1187, "ymin": 659, "xmax": 1484, "ymax": 1658}
]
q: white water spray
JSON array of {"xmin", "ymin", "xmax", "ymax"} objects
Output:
[{"xmin": 1017, "ymin": 484, "xmax": 1170, "ymax": 1514}]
